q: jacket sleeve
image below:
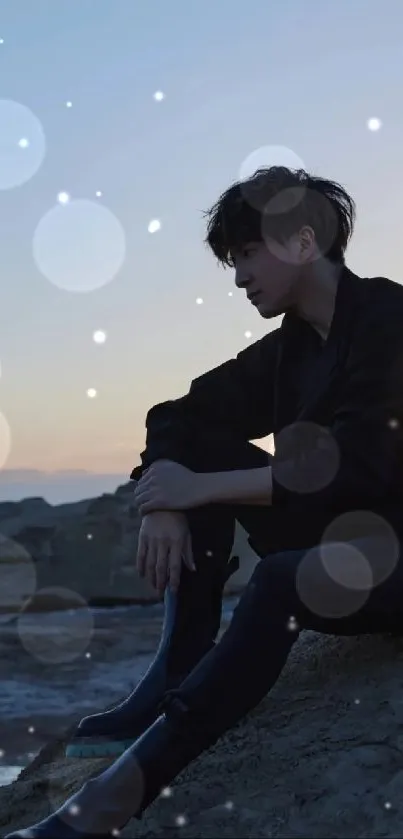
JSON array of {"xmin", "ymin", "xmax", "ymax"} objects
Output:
[
  {"xmin": 130, "ymin": 329, "xmax": 280, "ymax": 480},
  {"xmin": 271, "ymin": 309, "xmax": 403, "ymax": 510}
]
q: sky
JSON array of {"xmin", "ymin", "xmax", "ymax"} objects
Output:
[{"xmin": 1, "ymin": 0, "xmax": 403, "ymax": 503}]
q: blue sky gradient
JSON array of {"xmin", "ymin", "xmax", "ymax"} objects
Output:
[{"xmin": 1, "ymin": 0, "xmax": 403, "ymax": 500}]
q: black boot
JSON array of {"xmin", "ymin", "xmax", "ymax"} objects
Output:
[
  {"xmin": 66, "ymin": 524, "xmax": 239, "ymax": 758},
  {"xmin": 7, "ymin": 546, "xmax": 297, "ymax": 839},
  {"xmin": 6, "ymin": 703, "xmax": 218, "ymax": 839}
]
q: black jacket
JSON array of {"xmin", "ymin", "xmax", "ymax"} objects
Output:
[{"xmin": 130, "ymin": 266, "xmax": 403, "ymax": 532}]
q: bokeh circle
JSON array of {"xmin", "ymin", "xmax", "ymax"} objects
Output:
[
  {"xmin": 296, "ymin": 542, "xmax": 371, "ymax": 620},
  {"xmin": 0, "ymin": 411, "xmax": 11, "ymax": 469},
  {"xmin": 322, "ymin": 511, "xmax": 400, "ymax": 588},
  {"xmin": 238, "ymin": 145, "xmax": 305, "ymax": 211},
  {"xmin": 261, "ymin": 186, "xmax": 340, "ymax": 264},
  {"xmin": 33, "ymin": 200, "xmax": 126, "ymax": 292},
  {"xmin": 0, "ymin": 535, "xmax": 36, "ymax": 611},
  {"xmin": 0, "ymin": 99, "xmax": 46, "ymax": 189},
  {"xmin": 17, "ymin": 587, "xmax": 94, "ymax": 664},
  {"xmin": 273, "ymin": 422, "xmax": 340, "ymax": 493},
  {"xmin": 47, "ymin": 750, "xmax": 145, "ymax": 831}
]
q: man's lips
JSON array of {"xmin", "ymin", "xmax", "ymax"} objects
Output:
[{"xmin": 247, "ymin": 290, "xmax": 261, "ymax": 302}]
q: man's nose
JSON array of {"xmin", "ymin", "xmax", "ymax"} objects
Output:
[{"xmin": 234, "ymin": 268, "xmax": 249, "ymax": 290}]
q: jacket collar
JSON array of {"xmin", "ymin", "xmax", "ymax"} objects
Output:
[{"xmin": 274, "ymin": 265, "xmax": 364, "ymax": 430}]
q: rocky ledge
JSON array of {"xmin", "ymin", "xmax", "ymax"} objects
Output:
[{"xmin": 2, "ymin": 630, "xmax": 403, "ymax": 837}]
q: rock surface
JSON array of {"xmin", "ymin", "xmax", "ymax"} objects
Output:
[
  {"xmin": 3, "ymin": 484, "xmax": 403, "ymax": 836},
  {"xmin": 2, "ymin": 627, "xmax": 403, "ymax": 837},
  {"xmin": 0, "ymin": 481, "xmax": 260, "ymax": 613}
]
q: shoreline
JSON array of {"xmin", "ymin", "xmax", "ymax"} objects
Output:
[
  {"xmin": 0, "ymin": 590, "xmax": 244, "ymax": 616},
  {"xmin": 0, "ymin": 599, "xmax": 238, "ymax": 788}
]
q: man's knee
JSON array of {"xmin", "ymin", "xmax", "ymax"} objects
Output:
[
  {"xmin": 251, "ymin": 542, "xmax": 372, "ymax": 629},
  {"xmin": 241, "ymin": 548, "xmax": 304, "ymax": 617},
  {"xmin": 253, "ymin": 548, "xmax": 303, "ymax": 590},
  {"xmin": 227, "ymin": 548, "xmax": 305, "ymax": 637}
]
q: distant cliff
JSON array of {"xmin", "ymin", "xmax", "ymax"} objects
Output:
[{"xmin": 0, "ymin": 482, "xmax": 259, "ymax": 613}]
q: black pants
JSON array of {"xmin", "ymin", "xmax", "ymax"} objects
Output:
[{"xmin": 159, "ymin": 437, "xmax": 403, "ymax": 746}]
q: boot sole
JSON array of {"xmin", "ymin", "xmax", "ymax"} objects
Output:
[{"xmin": 65, "ymin": 738, "xmax": 136, "ymax": 758}]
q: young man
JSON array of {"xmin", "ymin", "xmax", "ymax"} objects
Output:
[{"xmin": 9, "ymin": 166, "xmax": 403, "ymax": 837}]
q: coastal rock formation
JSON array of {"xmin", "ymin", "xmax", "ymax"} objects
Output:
[
  {"xmin": 0, "ymin": 482, "xmax": 259, "ymax": 613},
  {"xmin": 2, "ymin": 628, "xmax": 403, "ymax": 837}
]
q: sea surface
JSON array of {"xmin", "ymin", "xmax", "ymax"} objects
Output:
[{"xmin": 0, "ymin": 597, "xmax": 238, "ymax": 787}]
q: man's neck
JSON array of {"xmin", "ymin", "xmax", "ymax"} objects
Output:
[{"xmin": 295, "ymin": 260, "xmax": 342, "ymax": 343}]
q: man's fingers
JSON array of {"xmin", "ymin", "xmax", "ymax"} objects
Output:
[
  {"xmin": 168, "ymin": 545, "xmax": 183, "ymax": 593},
  {"xmin": 136, "ymin": 536, "xmax": 148, "ymax": 577},
  {"xmin": 155, "ymin": 542, "xmax": 169, "ymax": 598},
  {"xmin": 137, "ymin": 520, "xmax": 194, "ymax": 597},
  {"xmin": 145, "ymin": 543, "xmax": 158, "ymax": 591},
  {"xmin": 182, "ymin": 531, "xmax": 196, "ymax": 572}
]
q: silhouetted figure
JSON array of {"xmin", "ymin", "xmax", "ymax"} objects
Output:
[{"xmin": 9, "ymin": 166, "xmax": 403, "ymax": 837}]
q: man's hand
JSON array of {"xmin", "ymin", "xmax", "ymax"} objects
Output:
[
  {"xmin": 133, "ymin": 460, "xmax": 208, "ymax": 516},
  {"xmin": 136, "ymin": 510, "xmax": 196, "ymax": 597}
]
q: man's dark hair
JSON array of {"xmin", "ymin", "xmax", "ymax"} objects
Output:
[{"xmin": 204, "ymin": 166, "xmax": 356, "ymax": 266}]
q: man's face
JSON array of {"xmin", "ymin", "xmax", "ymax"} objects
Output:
[{"xmin": 233, "ymin": 230, "xmax": 314, "ymax": 319}]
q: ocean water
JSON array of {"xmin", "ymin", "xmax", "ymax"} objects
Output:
[
  {"xmin": 0, "ymin": 765, "xmax": 23, "ymax": 786},
  {"xmin": 0, "ymin": 598, "xmax": 239, "ymax": 788}
]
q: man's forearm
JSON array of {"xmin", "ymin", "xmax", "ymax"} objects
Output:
[{"xmin": 200, "ymin": 466, "xmax": 273, "ymax": 506}]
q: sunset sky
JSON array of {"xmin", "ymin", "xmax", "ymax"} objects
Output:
[{"xmin": 1, "ymin": 0, "xmax": 403, "ymax": 501}]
